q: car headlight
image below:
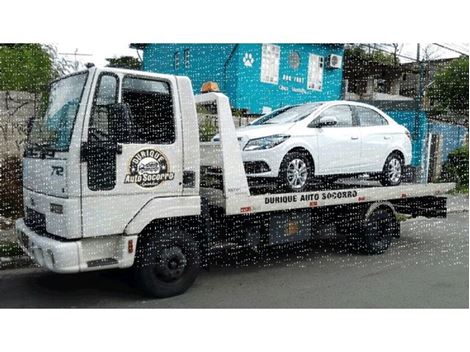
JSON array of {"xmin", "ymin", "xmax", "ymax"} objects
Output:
[{"xmin": 243, "ymin": 135, "xmax": 290, "ymax": 151}]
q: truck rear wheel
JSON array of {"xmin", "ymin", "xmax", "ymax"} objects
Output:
[
  {"xmin": 355, "ymin": 207, "xmax": 398, "ymax": 255},
  {"xmin": 134, "ymin": 231, "xmax": 200, "ymax": 298}
]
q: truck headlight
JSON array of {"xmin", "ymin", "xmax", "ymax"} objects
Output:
[{"xmin": 243, "ymin": 135, "xmax": 290, "ymax": 151}]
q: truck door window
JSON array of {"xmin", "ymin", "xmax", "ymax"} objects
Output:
[
  {"xmin": 122, "ymin": 77, "xmax": 175, "ymax": 144},
  {"xmin": 88, "ymin": 73, "xmax": 119, "ymax": 141}
]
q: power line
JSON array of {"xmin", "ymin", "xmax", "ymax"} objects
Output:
[
  {"xmin": 358, "ymin": 44, "xmax": 417, "ymax": 62},
  {"xmin": 432, "ymin": 43, "xmax": 468, "ymax": 57}
]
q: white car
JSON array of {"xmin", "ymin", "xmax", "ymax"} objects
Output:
[{"xmin": 234, "ymin": 101, "xmax": 412, "ymax": 192}]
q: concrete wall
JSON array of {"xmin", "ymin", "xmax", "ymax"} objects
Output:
[{"xmin": 0, "ymin": 91, "xmax": 36, "ymax": 158}]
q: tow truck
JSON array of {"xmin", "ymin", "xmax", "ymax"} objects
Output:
[{"xmin": 16, "ymin": 67, "xmax": 454, "ymax": 298}]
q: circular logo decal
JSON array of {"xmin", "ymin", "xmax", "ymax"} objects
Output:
[
  {"xmin": 124, "ymin": 149, "xmax": 175, "ymax": 188},
  {"xmin": 289, "ymin": 51, "xmax": 300, "ymax": 70}
]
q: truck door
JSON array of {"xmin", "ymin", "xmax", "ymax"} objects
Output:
[{"xmin": 80, "ymin": 72, "xmax": 183, "ymax": 237}]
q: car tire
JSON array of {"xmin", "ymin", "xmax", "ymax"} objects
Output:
[
  {"xmin": 353, "ymin": 207, "xmax": 398, "ymax": 255},
  {"xmin": 380, "ymin": 153, "xmax": 404, "ymax": 186},
  {"xmin": 133, "ymin": 230, "xmax": 200, "ymax": 298},
  {"xmin": 278, "ymin": 151, "xmax": 313, "ymax": 192}
]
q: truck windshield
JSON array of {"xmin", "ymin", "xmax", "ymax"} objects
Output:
[
  {"xmin": 253, "ymin": 103, "xmax": 323, "ymax": 125},
  {"xmin": 27, "ymin": 72, "xmax": 88, "ymax": 152}
]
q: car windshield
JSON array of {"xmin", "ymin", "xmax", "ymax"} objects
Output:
[
  {"xmin": 253, "ymin": 103, "xmax": 323, "ymax": 125},
  {"xmin": 27, "ymin": 72, "xmax": 88, "ymax": 152}
]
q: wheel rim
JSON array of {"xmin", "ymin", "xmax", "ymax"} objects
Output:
[
  {"xmin": 286, "ymin": 158, "xmax": 308, "ymax": 189},
  {"xmin": 387, "ymin": 157, "xmax": 402, "ymax": 183},
  {"xmin": 154, "ymin": 246, "xmax": 188, "ymax": 282}
]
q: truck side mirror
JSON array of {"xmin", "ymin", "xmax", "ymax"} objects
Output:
[{"xmin": 108, "ymin": 103, "xmax": 132, "ymax": 143}]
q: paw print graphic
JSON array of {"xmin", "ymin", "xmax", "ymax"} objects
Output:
[{"xmin": 243, "ymin": 53, "xmax": 254, "ymax": 67}]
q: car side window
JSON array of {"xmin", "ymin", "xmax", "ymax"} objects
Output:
[
  {"xmin": 356, "ymin": 106, "xmax": 388, "ymax": 127},
  {"xmin": 319, "ymin": 105, "xmax": 353, "ymax": 127}
]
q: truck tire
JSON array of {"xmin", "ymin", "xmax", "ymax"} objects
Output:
[
  {"xmin": 355, "ymin": 207, "xmax": 398, "ymax": 255},
  {"xmin": 278, "ymin": 151, "xmax": 313, "ymax": 192},
  {"xmin": 380, "ymin": 153, "xmax": 403, "ymax": 186},
  {"xmin": 133, "ymin": 231, "xmax": 200, "ymax": 298}
]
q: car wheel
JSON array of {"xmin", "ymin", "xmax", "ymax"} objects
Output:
[
  {"xmin": 133, "ymin": 231, "xmax": 200, "ymax": 298},
  {"xmin": 380, "ymin": 153, "xmax": 403, "ymax": 186},
  {"xmin": 279, "ymin": 151, "xmax": 313, "ymax": 192}
]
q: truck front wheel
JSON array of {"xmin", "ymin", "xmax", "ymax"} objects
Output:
[{"xmin": 133, "ymin": 231, "xmax": 200, "ymax": 298}]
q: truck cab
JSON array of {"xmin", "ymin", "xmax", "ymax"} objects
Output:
[{"xmin": 17, "ymin": 67, "xmax": 201, "ymax": 273}]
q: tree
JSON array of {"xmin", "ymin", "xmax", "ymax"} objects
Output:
[
  {"xmin": 106, "ymin": 56, "xmax": 141, "ymax": 70},
  {"xmin": 0, "ymin": 44, "xmax": 53, "ymax": 93},
  {"xmin": 427, "ymin": 56, "xmax": 469, "ymax": 116}
]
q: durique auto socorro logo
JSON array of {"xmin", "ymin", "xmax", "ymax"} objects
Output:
[{"xmin": 124, "ymin": 149, "xmax": 175, "ymax": 188}]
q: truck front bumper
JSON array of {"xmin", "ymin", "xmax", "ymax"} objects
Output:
[{"xmin": 16, "ymin": 219, "xmax": 137, "ymax": 273}]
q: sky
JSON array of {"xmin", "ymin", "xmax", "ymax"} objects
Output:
[{"xmin": 55, "ymin": 42, "xmax": 468, "ymax": 72}]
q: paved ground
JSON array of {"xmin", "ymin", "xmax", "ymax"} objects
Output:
[{"xmin": 0, "ymin": 211, "xmax": 467, "ymax": 308}]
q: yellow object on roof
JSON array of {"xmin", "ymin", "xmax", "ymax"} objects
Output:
[{"xmin": 201, "ymin": 81, "xmax": 220, "ymax": 93}]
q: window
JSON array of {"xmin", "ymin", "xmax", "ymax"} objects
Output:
[
  {"xmin": 356, "ymin": 106, "xmax": 388, "ymax": 127},
  {"xmin": 307, "ymin": 54, "xmax": 324, "ymax": 91},
  {"xmin": 174, "ymin": 51, "xmax": 179, "ymax": 70},
  {"xmin": 183, "ymin": 49, "xmax": 190, "ymax": 68},
  {"xmin": 28, "ymin": 72, "xmax": 88, "ymax": 152},
  {"xmin": 319, "ymin": 105, "xmax": 353, "ymax": 127},
  {"xmin": 289, "ymin": 51, "xmax": 300, "ymax": 70},
  {"xmin": 88, "ymin": 73, "xmax": 118, "ymax": 140},
  {"xmin": 260, "ymin": 44, "xmax": 280, "ymax": 84},
  {"xmin": 122, "ymin": 76, "xmax": 175, "ymax": 144}
]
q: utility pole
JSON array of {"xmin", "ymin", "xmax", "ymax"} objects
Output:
[{"xmin": 415, "ymin": 44, "xmax": 427, "ymax": 183}]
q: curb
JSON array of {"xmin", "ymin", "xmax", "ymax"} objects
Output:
[{"xmin": 0, "ymin": 254, "xmax": 35, "ymax": 270}]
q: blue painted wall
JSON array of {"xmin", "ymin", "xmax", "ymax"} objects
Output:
[
  {"xmin": 386, "ymin": 110, "xmax": 428, "ymax": 167},
  {"xmin": 429, "ymin": 121, "xmax": 468, "ymax": 162},
  {"xmin": 141, "ymin": 43, "xmax": 344, "ymax": 114}
]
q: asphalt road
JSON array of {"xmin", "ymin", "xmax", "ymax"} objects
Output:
[{"xmin": 0, "ymin": 212, "xmax": 467, "ymax": 308}]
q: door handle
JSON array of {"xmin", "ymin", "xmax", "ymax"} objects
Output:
[
  {"xmin": 116, "ymin": 143, "xmax": 123, "ymax": 155},
  {"xmin": 351, "ymin": 136, "xmax": 359, "ymax": 140}
]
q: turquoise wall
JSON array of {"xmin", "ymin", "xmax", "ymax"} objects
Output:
[
  {"xmin": 386, "ymin": 110, "xmax": 428, "ymax": 167},
  {"xmin": 141, "ymin": 43, "xmax": 344, "ymax": 114}
]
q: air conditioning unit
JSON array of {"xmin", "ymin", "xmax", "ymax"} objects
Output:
[{"xmin": 328, "ymin": 54, "xmax": 343, "ymax": 69}]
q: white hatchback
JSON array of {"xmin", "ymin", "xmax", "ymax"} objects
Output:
[{"xmin": 235, "ymin": 101, "xmax": 412, "ymax": 192}]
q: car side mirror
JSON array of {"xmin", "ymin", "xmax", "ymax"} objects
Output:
[{"xmin": 315, "ymin": 115, "xmax": 338, "ymax": 128}]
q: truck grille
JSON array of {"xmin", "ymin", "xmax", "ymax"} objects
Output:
[{"xmin": 24, "ymin": 207, "xmax": 46, "ymax": 233}]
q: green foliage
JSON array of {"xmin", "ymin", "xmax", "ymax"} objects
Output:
[
  {"xmin": 345, "ymin": 46, "xmax": 397, "ymax": 67},
  {"xmin": 0, "ymin": 155, "xmax": 24, "ymax": 219},
  {"xmin": 440, "ymin": 144, "xmax": 469, "ymax": 193},
  {"xmin": 106, "ymin": 56, "xmax": 141, "ymax": 70},
  {"xmin": 427, "ymin": 56, "xmax": 469, "ymax": 114},
  {"xmin": 199, "ymin": 118, "xmax": 218, "ymax": 142},
  {"xmin": 0, "ymin": 44, "xmax": 54, "ymax": 93}
]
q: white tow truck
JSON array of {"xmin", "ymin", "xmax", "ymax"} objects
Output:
[{"xmin": 16, "ymin": 67, "xmax": 454, "ymax": 298}]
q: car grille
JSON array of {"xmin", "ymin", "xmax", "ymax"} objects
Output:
[{"xmin": 24, "ymin": 207, "xmax": 46, "ymax": 233}]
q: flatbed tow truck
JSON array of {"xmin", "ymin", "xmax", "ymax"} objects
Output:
[{"xmin": 16, "ymin": 67, "xmax": 454, "ymax": 297}]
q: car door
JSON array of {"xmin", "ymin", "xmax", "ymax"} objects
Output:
[
  {"xmin": 313, "ymin": 104, "xmax": 362, "ymax": 174},
  {"xmin": 80, "ymin": 72, "xmax": 183, "ymax": 237},
  {"xmin": 354, "ymin": 105, "xmax": 390, "ymax": 171}
]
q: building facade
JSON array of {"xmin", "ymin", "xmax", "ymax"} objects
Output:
[{"xmin": 134, "ymin": 44, "xmax": 345, "ymax": 114}]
